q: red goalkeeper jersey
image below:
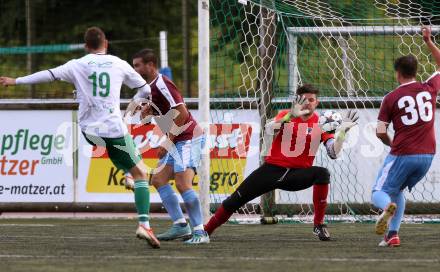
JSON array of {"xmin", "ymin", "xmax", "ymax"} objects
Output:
[{"xmin": 265, "ymin": 110, "xmax": 334, "ymax": 168}]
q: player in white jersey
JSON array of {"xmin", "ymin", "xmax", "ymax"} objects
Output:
[{"xmin": 0, "ymin": 27, "xmax": 160, "ymax": 249}]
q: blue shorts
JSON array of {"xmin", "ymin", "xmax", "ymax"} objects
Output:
[
  {"xmin": 372, "ymin": 154, "xmax": 433, "ymax": 196},
  {"xmin": 158, "ymin": 136, "xmax": 205, "ymax": 173}
]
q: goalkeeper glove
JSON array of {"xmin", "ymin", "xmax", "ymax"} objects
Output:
[
  {"xmin": 290, "ymin": 95, "xmax": 311, "ymax": 118},
  {"xmin": 329, "ymin": 109, "xmax": 359, "ymax": 158},
  {"xmin": 335, "ymin": 109, "xmax": 359, "ymax": 140}
]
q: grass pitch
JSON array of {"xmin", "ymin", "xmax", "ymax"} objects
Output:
[{"xmin": 0, "ymin": 218, "xmax": 439, "ymax": 272}]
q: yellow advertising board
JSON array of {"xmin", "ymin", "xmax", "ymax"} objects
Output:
[{"xmin": 85, "ymin": 123, "xmax": 252, "ymax": 195}]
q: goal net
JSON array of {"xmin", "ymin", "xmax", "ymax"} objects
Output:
[{"xmin": 207, "ymin": 0, "xmax": 440, "ymax": 223}]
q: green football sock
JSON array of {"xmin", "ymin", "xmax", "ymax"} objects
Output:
[{"xmin": 134, "ymin": 180, "xmax": 150, "ymax": 224}]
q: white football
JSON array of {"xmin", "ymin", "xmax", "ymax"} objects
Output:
[{"xmin": 319, "ymin": 110, "xmax": 342, "ymax": 132}]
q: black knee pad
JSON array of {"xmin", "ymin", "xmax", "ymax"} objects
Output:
[{"xmin": 314, "ymin": 167, "xmax": 330, "ymax": 184}]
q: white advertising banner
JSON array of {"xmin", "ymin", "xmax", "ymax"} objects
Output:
[
  {"xmin": 2, "ymin": 108, "xmax": 439, "ymax": 205},
  {"xmin": 0, "ymin": 111, "xmax": 74, "ymax": 202}
]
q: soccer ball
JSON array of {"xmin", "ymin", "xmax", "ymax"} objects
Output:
[{"xmin": 319, "ymin": 110, "xmax": 342, "ymax": 132}]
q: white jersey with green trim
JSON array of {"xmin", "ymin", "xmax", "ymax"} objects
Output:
[{"xmin": 49, "ymin": 53, "xmax": 150, "ymax": 138}]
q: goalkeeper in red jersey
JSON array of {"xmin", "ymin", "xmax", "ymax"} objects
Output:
[{"xmin": 204, "ymin": 84, "xmax": 359, "ymax": 241}]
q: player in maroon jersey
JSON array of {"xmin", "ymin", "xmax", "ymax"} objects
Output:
[
  {"xmin": 130, "ymin": 49, "xmax": 208, "ymax": 244},
  {"xmin": 204, "ymin": 84, "xmax": 359, "ymax": 241},
  {"xmin": 372, "ymin": 26, "xmax": 440, "ymax": 247}
]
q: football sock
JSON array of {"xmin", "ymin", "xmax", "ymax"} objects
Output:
[
  {"xmin": 173, "ymin": 218, "xmax": 188, "ymax": 225},
  {"xmin": 134, "ymin": 180, "xmax": 150, "ymax": 225},
  {"xmin": 193, "ymin": 225, "xmax": 204, "ymax": 231},
  {"xmin": 313, "ymin": 184, "xmax": 329, "ymax": 226},
  {"xmin": 389, "ymin": 191, "xmax": 405, "ymax": 233},
  {"xmin": 140, "ymin": 221, "xmax": 151, "ymax": 229},
  {"xmin": 204, "ymin": 204, "xmax": 233, "ymax": 235},
  {"xmin": 157, "ymin": 184, "xmax": 186, "ymax": 223},
  {"xmin": 371, "ymin": 190, "xmax": 391, "ymax": 210},
  {"xmin": 182, "ymin": 189, "xmax": 203, "ymax": 228},
  {"xmin": 193, "ymin": 225, "xmax": 205, "ymax": 235}
]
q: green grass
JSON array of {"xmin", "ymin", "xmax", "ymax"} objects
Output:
[{"xmin": 0, "ymin": 218, "xmax": 439, "ymax": 272}]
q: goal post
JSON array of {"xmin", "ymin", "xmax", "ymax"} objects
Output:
[{"xmin": 198, "ymin": 0, "xmax": 211, "ymax": 223}]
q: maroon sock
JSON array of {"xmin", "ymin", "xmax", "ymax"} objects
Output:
[
  {"xmin": 204, "ymin": 205, "xmax": 233, "ymax": 235},
  {"xmin": 313, "ymin": 184, "xmax": 329, "ymax": 226}
]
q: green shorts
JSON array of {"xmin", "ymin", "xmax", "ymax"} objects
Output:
[{"xmin": 82, "ymin": 132, "xmax": 142, "ymax": 173}]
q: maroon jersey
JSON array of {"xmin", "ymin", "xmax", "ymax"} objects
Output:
[
  {"xmin": 378, "ymin": 72, "xmax": 440, "ymax": 155},
  {"xmin": 265, "ymin": 110, "xmax": 334, "ymax": 168},
  {"xmin": 150, "ymin": 74, "xmax": 199, "ymax": 142}
]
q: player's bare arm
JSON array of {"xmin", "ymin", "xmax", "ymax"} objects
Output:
[
  {"xmin": 168, "ymin": 104, "xmax": 190, "ymax": 141},
  {"xmin": 125, "ymin": 83, "xmax": 152, "ymax": 119},
  {"xmin": 422, "ymin": 26, "xmax": 440, "ymax": 70},
  {"xmin": 376, "ymin": 121, "xmax": 392, "ymax": 146},
  {"xmin": 0, "ymin": 77, "xmax": 16, "ymax": 87},
  {"xmin": 155, "ymin": 104, "xmax": 190, "ymax": 158}
]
